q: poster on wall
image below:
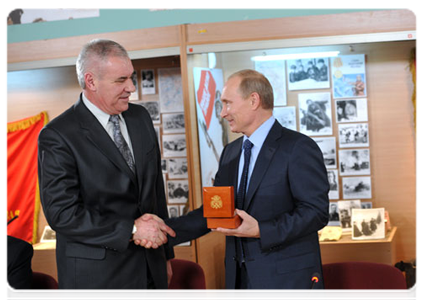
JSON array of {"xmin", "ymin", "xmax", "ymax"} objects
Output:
[
  {"xmin": 327, "ymin": 169, "xmax": 340, "ymax": 200},
  {"xmin": 193, "ymin": 67, "xmax": 226, "ymax": 187},
  {"xmin": 338, "ymin": 123, "xmax": 369, "ymax": 148},
  {"xmin": 254, "ymin": 60, "xmax": 287, "ymax": 106},
  {"xmin": 141, "ymin": 69, "xmax": 155, "ymax": 95},
  {"xmin": 273, "ymin": 106, "xmax": 297, "ymax": 131},
  {"xmin": 312, "ymin": 137, "xmax": 337, "ymax": 169},
  {"xmin": 339, "ymin": 148, "xmax": 371, "ymax": 176},
  {"xmin": 338, "ymin": 199, "xmax": 362, "ymax": 232},
  {"xmin": 287, "ymin": 57, "xmax": 330, "ymax": 91},
  {"xmin": 299, "ymin": 92, "xmax": 333, "ymax": 136},
  {"xmin": 158, "ymin": 68, "xmax": 184, "ymax": 113},
  {"xmin": 332, "ymin": 54, "xmax": 367, "ymax": 98},
  {"xmin": 342, "ymin": 176, "xmax": 372, "ymax": 199},
  {"xmin": 336, "ymin": 98, "xmax": 368, "ymax": 123}
]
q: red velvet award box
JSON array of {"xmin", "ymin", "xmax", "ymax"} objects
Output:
[{"xmin": 203, "ymin": 186, "xmax": 241, "ymax": 229}]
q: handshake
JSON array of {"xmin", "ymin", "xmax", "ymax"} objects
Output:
[{"xmin": 132, "ymin": 214, "xmax": 176, "ymax": 249}]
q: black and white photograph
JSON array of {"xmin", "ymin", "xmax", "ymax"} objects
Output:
[
  {"xmin": 273, "ymin": 106, "xmax": 297, "ymax": 131},
  {"xmin": 342, "ymin": 176, "xmax": 372, "ymax": 199},
  {"xmin": 180, "ymin": 204, "xmax": 190, "ymax": 216},
  {"xmin": 129, "ymin": 71, "xmax": 140, "ymax": 101},
  {"xmin": 287, "ymin": 57, "xmax": 330, "ymax": 90},
  {"xmin": 154, "ymin": 126, "xmax": 161, "ymax": 150},
  {"xmin": 167, "ymin": 205, "xmax": 180, "ymax": 218},
  {"xmin": 338, "ymin": 123, "xmax": 369, "ymax": 148},
  {"xmin": 338, "ymin": 199, "xmax": 362, "ymax": 232},
  {"xmin": 40, "ymin": 226, "xmax": 56, "ymax": 242},
  {"xmin": 167, "ymin": 179, "xmax": 189, "ymax": 204},
  {"xmin": 168, "ymin": 157, "xmax": 188, "ymax": 179},
  {"xmin": 299, "ymin": 93, "xmax": 332, "ymax": 136},
  {"xmin": 162, "ymin": 134, "xmax": 187, "ymax": 158},
  {"xmin": 352, "ymin": 208, "xmax": 385, "ymax": 240},
  {"xmin": 161, "ymin": 159, "xmax": 167, "ymax": 174},
  {"xmin": 141, "ymin": 69, "xmax": 155, "ymax": 95},
  {"xmin": 328, "ymin": 202, "xmax": 341, "ymax": 226},
  {"xmin": 339, "ymin": 149, "xmax": 370, "ymax": 176},
  {"xmin": 327, "ymin": 169, "xmax": 339, "ymax": 199},
  {"xmin": 255, "ymin": 59, "xmax": 287, "ymax": 106},
  {"xmin": 137, "ymin": 101, "xmax": 160, "ymax": 124},
  {"xmin": 158, "ymin": 67, "xmax": 184, "ymax": 113},
  {"xmin": 313, "ymin": 137, "xmax": 337, "ymax": 168},
  {"xmin": 162, "ymin": 113, "xmax": 185, "ymax": 134},
  {"xmin": 361, "ymin": 201, "xmax": 373, "ymax": 209},
  {"xmin": 336, "ymin": 98, "xmax": 368, "ymax": 123}
]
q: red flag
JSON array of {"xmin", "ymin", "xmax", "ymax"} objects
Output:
[
  {"xmin": 7, "ymin": 112, "xmax": 48, "ymax": 243},
  {"xmin": 197, "ymin": 70, "xmax": 216, "ymax": 130}
]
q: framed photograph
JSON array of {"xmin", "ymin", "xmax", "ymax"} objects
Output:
[
  {"xmin": 313, "ymin": 137, "xmax": 337, "ymax": 169},
  {"xmin": 299, "ymin": 92, "xmax": 332, "ymax": 136},
  {"xmin": 162, "ymin": 113, "xmax": 185, "ymax": 134},
  {"xmin": 141, "ymin": 69, "xmax": 155, "ymax": 95},
  {"xmin": 328, "ymin": 202, "xmax": 341, "ymax": 226},
  {"xmin": 287, "ymin": 57, "xmax": 330, "ymax": 90},
  {"xmin": 332, "ymin": 54, "xmax": 367, "ymax": 98},
  {"xmin": 129, "ymin": 71, "xmax": 140, "ymax": 101},
  {"xmin": 255, "ymin": 59, "xmax": 287, "ymax": 106},
  {"xmin": 273, "ymin": 106, "xmax": 297, "ymax": 131},
  {"xmin": 361, "ymin": 201, "xmax": 373, "ymax": 209},
  {"xmin": 352, "ymin": 208, "xmax": 385, "ymax": 240},
  {"xmin": 162, "ymin": 134, "xmax": 187, "ymax": 158},
  {"xmin": 338, "ymin": 123, "xmax": 369, "ymax": 148},
  {"xmin": 168, "ymin": 157, "xmax": 188, "ymax": 179},
  {"xmin": 167, "ymin": 179, "xmax": 189, "ymax": 204},
  {"xmin": 338, "ymin": 199, "xmax": 362, "ymax": 232},
  {"xmin": 161, "ymin": 159, "xmax": 167, "ymax": 174},
  {"xmin": 167, "ymin": 205, "xmax": 180, "ymax": 218},
  {"xmin": 137, "ymin": 101, "xmax": 160, "ymax": 124},
  {"xmin": 327, "ymin": 169, "xmax": 339, "ymax": 199},
  {"xmin": 339, "ymin": 149, "xmax": 370, "ymax": 176},
  {"xmin": 180, "ymin": 204, "xmax": 190, "ymax": 216},
  {"xmin": 342, "ymin": 176, "xmax": 372, "ymax": 199},
  {"xmin": 40, "ymin": 226, "xmax": 56, "ymax": 243},
  {"xmin": 154, "ymin": 126, "xmax": 161, "ymax": 150},
  {"xmin": 335, "ymin": 98, "xmax": 368, "ymax": 123},
  {"xmin": 158, "ymin": 68, "xmax": 184, "ymax": 113}
]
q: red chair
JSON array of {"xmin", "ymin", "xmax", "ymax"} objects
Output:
[
  {"xmin": 169, "ymin": 258, "xmax": 206, "ymax": 289},
  {"xmin": 31, "ymin": 272, "xmax": 58, "ymax": 289},
  {"xmin": 322, "ymin": 261, "xmax": 407, "ymax": 289}
]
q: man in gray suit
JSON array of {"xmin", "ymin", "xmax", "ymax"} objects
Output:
[{"xmin": 38, "ymin": 39, "xmax": 175, "ymax": 289}]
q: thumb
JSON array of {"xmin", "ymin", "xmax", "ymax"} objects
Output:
[{"xmin": 235, "ymin": 209, "xmax": 248, "ymax": 220}]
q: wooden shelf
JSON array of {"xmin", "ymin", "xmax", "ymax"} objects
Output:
[{"xmin": 319, "ymin": 226, "xmax": 398, "ymax": 265}]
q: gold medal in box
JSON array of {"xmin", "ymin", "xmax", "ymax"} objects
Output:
[{"xmin": 203, "ymin": 186, "xmax": 241, "ymax": 229}]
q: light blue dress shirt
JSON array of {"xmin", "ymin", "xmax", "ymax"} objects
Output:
[{"xmin": 237, "ymin": 116, "xmax": 276, "ymax": 193}]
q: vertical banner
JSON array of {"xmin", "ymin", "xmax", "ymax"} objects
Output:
[
  {"xmin": 193, "ymin": 68, "xmax": 226, "ymax": 188},
  {"xmin": 7, "ymin": 112, "xmax": 49, "ymax": 243}
]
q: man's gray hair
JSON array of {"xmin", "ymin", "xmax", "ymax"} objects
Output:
[{"xmin": 76, "ymin": 39, "xmax": 129, "ymax": 89}]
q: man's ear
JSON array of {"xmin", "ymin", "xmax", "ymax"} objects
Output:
[
  {"xmin": 84, "ymin": 72, "xmax": 96, "ymax": 91},
  {"xmin": 250, "ymin": 92, "xmax": 261, "ymax": 110}
]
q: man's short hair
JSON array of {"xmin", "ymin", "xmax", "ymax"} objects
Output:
[
  {"xmin": 76, "ymin": 39, "xmax": 129, "ymax": 89},
  {"xmin": 228, "ymin": 69, "xmax": 274, "ymax": 110}
]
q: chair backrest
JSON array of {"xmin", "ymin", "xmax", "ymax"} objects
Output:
[
  {"xmin": 169, "ymin": 258, "xmax": 206, "ymax": 289},
  {"xmin": 31, "ymin": 272, "xmax": 58, "ymax": 289},
  {"xmin": 323, "ymin": 261, "xmax": 407, "ymax": 289}
]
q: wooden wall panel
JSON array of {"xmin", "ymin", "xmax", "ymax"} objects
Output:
[{"xmin": 186, "ymin": 10, "xmax": 415, "ymax": 45}]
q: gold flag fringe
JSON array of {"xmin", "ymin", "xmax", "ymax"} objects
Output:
[{"xmin": 7, "ymin": 111, "xmax": 49, "ymax": 133}]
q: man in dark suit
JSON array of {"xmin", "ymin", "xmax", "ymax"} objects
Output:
[
  {"xmin": 161, "ymin": 69, "xmax": 329, "ymax": 289},
  {"xmin": 7, "ymin": 235, "xmax": 33, "ymax": 289},
  {"xmin": 38, "ymin": 39, "xmax": 175, "ymax": 289}
]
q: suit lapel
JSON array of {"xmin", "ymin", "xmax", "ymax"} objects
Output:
[
  {"xmin": 243, "ymin": 121, "xmax": 283, "ymax": 211},
  {"xmin": 122, "ymin": 107, "xmax": 144, "ymax": 191},
  {"xmin": 75, "ymin": 96, "xmax": 137, "ymax": 185}
]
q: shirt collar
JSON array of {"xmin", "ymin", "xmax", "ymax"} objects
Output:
[
  {"xmin": 244, "ymin": 115, "xmax": 275, "ymax": 149},
  {"xmin": 82, "ymin": 93, "xmax": 122, "ymax": 127}
]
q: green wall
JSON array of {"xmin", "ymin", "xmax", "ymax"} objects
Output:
[{"xmin": 7, "ymin": 9, "xmax": 375, "ymax": 44}]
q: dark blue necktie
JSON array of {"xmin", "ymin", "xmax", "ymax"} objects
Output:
[
  {"xmin": 235, "ymin": 139, "xmax": 253, "ymax": 266},
  {"xmin": 109, "ymin": 115, "xmax": 136, "ymax": 173},
  {"xmin": 237, "ymin": 139, "xmax": 253, "ymax": 210}
]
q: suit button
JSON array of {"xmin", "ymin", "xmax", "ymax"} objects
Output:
[{"xmin": 232, "ymin": 256, "xmax": 236, "ymax": 261}]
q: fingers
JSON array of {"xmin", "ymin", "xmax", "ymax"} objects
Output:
[
  {"xmin": 133, "ymin": 213, "xmax": 175, "ymax": 249},
  {"xmin": 160, "ymin": 223, "xmax": 176, "ymax": 237}
]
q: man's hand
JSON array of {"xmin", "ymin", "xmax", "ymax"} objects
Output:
[
  {"xmin": 213, "ymin": 209, "xmax": 260, "ymax": 238},
  {"xmin": 133, "ymin": 214, "xmax": 176, "ymax": 249}
]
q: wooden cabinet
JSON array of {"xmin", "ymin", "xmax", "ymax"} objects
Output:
[{"xmin": 320, "ymin": 227, "xmax": 398, "ymax": 265}]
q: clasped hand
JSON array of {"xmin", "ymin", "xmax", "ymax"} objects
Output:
[{"xmin": 132, "ymin": 214, "xmax": 176, "ymax": 249}]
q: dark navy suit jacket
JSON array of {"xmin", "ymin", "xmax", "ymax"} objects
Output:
[{"xmin": 167, "ymin": 121, "xmax": 329, "ymax": 289}]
